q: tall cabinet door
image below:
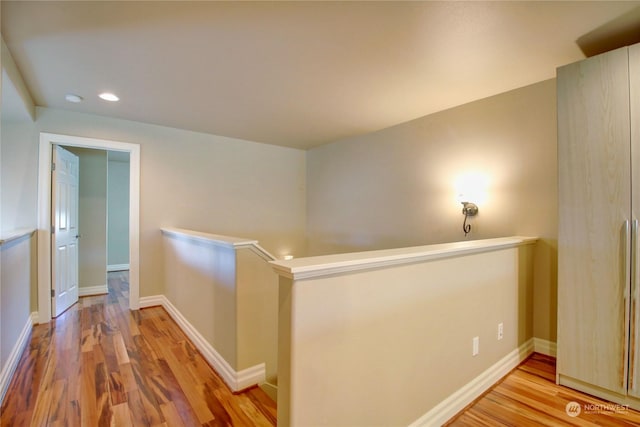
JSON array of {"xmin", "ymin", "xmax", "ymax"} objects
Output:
[
  {"xmin": 629, "ymin": 43, "xmax": 640, "ymax": 398},
  {"xmin": 557, "ymin": 46, "xmax": 631, "ymax": 395}
]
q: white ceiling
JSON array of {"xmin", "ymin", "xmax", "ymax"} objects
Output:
[{"xmin": 2, "ymin": 1, "xmax": 640, "ymax": 149}]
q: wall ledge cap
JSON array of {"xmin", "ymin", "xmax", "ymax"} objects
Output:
[
  {"xmin": 0, "ymin": 228, "xmax": 36, "ymax": 246},
  {"xmin": 161, "ymin": 227, "xmax": 275, "ymax": 261},
  {"xmin": 270, "ymin": 236, "xmax": 538, "ymax": 280}
]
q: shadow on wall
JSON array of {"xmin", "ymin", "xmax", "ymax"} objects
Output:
[
  {"xmin": 577, "ymin": 6, "xmax": 640, "ymax": 57},
  {"xmin": 534, "ymin": 239, "xmax": 558, "ymax": 342}
]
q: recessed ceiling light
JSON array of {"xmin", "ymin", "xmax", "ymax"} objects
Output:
[
  {"xmin": 65, "ymin": 94, "xmax": 83, "ymax": 103},
  {"xmin": 99, "ymin": 92, "xmax": 119, "ymax": 102}
]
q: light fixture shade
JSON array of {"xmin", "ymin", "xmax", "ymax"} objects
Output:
[
  {"xmin": 454, "ymin": 172, "xmax": 489, "ymax": 205},
  {"xmin": 99, "ymin": 92, "xmax": 120, "ymax": 102}
]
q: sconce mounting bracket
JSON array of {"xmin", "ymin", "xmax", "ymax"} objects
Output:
[{"xmin": 461, "ymin": 202, "xmax": 478, "ymax": 216}]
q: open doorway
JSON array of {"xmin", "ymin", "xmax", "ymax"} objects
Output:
[
  {"xmin": 62, "ymin": 147, "xmax": 130, "ymax": 300},
  {"xmin": 37, "ymin": 132, "xmax": 140, "ymax": 324},
  {"xmin": 107, "ymin": 151, "xmax": 131, "ymax": 274}
]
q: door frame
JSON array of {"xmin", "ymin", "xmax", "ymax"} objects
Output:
[{"xmin": 37, "ymin": 132, "xmax": 140, "ymax": 323}]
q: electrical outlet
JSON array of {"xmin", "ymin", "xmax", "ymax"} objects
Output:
[
  {"xmin": 472, "ymin": 336, "xmax": 479, "ymax": 356},
  {"xmin": 498, "ymin": 323, "xmax": 504, "ymax": 340}
]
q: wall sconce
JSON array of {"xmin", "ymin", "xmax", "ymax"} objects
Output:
[
  {"xmin": 460, "ymin": 201, "xmax": 478, "ymax": 236},
  {"xmin": 455, "ymin": 172, "xmax": 487, "ymax": 236}
]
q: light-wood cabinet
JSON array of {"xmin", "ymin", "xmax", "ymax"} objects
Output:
[{"xmin": 558, "ymin": 43, "xmax": 640, "ymax": 406}]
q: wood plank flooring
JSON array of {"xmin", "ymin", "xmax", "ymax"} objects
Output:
[
  {"xmin": 0, "ymin": 272, "xmax": 277, "ymax": 426},
  {"xmin": 8, "ymin": 273, "xmax": 640, "ymax": 426},
  {"xmin": 446, "ymin": 353, "xmax": 640, "ymax": 426}
]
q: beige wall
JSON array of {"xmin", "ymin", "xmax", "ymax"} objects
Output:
[
  {"xmin": 306, "ymin": 79, "xmax": 558, "ymax": 341},
  {"xmin": 107, "ymin": 156, "xmax": 130, "ymax": 267},
  {"xmin": 1, "ymin": 40, "xmax": 38, "ymax": 403},
  {"xmin": 163, "ymin": 235, "xmax": 238, "ymax": 366},
  {"xmin": 1, "ymin": 65, "xmax": 557, "ymax": 347},
  {"xmin": 278, "ymin": 243, "xmax": 535, "ymax": 426},
  {"xmin": 0, "ymin": 120, "xmax": 36, "ymax": 234},
  {"xmin": 0, "ymin": 234, "xmax": 35, "ymax": 371},
  {"xmin": 1, "ymin": 38, "xmax": 35, "ymax": 122},
  {"xmin": 162, "ymin": 231, "xmax": 279, "ymax": 395},
  {"xmin": 1, "ymin": 45, "xmax": 35, "ymax": 351},
  {"xmin": 236, "ymin": 247, "xmax": 278, "ymax": 386},
  {"xmin": 67, "ymin": 147, "xmax": 108, "ymax": 289},
  {"xmin": 4, "ymin": 106, "xmax": 306, "ymax": 298}
]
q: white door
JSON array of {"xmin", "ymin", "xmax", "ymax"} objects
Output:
[{"xmin": 51, "ymin": 145, "xmax": 80, "ymax": 317}]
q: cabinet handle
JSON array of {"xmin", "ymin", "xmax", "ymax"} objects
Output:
[
  {"xmin": 631, "ymin": 299, "xmax": 637, "ymax": 391},
  {"xmin": 622, "ymin": 220, "xmax": 631, "ymax": 388},
  {"xmin": 625, "ymin": 220, "xmax": 631, "ymax": 285},
  {"xmin": 631, "ymin": 219, "xmax": 639, "ymax": 391}
]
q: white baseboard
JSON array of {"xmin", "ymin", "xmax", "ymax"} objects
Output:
[
  {"xmin": 138, "ymin": 294, "xmax": 265, "ymax": 392},
  {"xmin": 409, "ymin": 338, "xmax": 535, "ymax": 427},
  {"xmin": 79, "ymin": 284, "xmax": 108, "ymax": 297},
  {"xmin": 0, "ymin": 312, "xmax": 36, "ymax": 405},
  {"xmin": 533, "ymin": 338, "xmax": 557, "ymax": 357},
  {"xmin": 260, "ymin": 381, "xmax": 278, "ymax": 403},
  {"xmin": 107, "ymin": 263, "xmax": 130, "ymax": 272},
  {"xmin": 139, "ymin": 295, "xmax": 166, "ymax": 308}
]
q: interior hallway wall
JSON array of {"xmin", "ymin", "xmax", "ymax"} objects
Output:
[
  {"xmin": 306, "ymin": 79, "xmax": 558, "ymax": 342},
  {"xmin": 4, "ymin": 106, "xmax": 306, "ymax": 299},
  {"xmin": 0, "ymin": 120, "xmax": 36, "ymax": 234},
  {"xmin": 107, "ymin": 154, "xmax": 130, "ymax": 269},
  {"xmin": 1, "ymin": 37, "xmax": 39, "ymax": 400},
  {"xmin": 0, "ymin": 234, "xmax": 35, "ymax": 373},
  {"xmin": 1, "ymin": 121, "xmax": 37, "ymax": 315}
]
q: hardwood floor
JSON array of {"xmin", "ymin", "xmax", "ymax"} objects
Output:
[
  {"xmin": 446, "ymin": 353, "xmax": 640, "ymax": 426},
  {"xmin": 0, "ymin": 272, "xmax": 276, "ymax": 426},
  {"xmin": 8, "ymin": 275, "xmax": 640, "ymax": 427}
]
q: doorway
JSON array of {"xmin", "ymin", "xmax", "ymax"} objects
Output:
[
  {"xmin": 60, "ymin": 147, "xmax": 130, "ymax": 303},
  {"xmin": 37, "ymin": 132, "xmax": 140, "ymax": 323},
  {"xmin": 106, "ymin": 151, "xmax": 131, "ymax": 274}
]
